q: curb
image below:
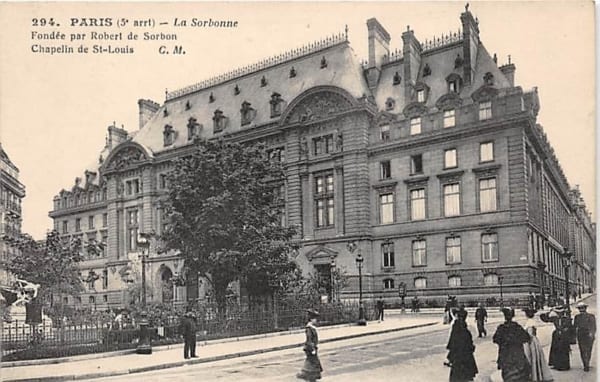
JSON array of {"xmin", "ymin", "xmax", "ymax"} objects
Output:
[{"xmin": 4, "ymin": 321, "xmax": 437, "ymax": 382}]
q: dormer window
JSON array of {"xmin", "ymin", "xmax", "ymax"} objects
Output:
[
  {"xmin": 240, "ymin": 101, "xmax": 256, "ymax": 126},
  {"xmin": 380, "ymin": 124, "xmax": 390, "ymax": 141},
  {"xmin": 187, "ymin": 117, "xmax": 201, "ymax": 140},
  {"xmin": 484, "ymin": 72, "xmax": 494, "ymax": 86},
  {"xmin": 479, "ymin": 101, "xmax": 492, "ymax": 121},
  {"xmin": 416, "ymin": 90, "xmax": 425, "ymax": 103},
  {"xmin": 422, "ymin": 63, "xmax": 431, "ymax": 77},
  {"xmin": 163, "ymin": 124, "xmax": 175, "ymax": 146},
  {"xmin": 393, "ymin": 71, "xmax": 401, "ymax": 85},
  {"xmin": 385, "ymin": 97, "xmax": 396, "ymax": 111},
  {"xmin": 270, "ymin": 92, "xmax": 284, "ymax": 118},
  {"xmin": 446, "ymin": 73, "xmax": 463, "ymax": 94},
  {"xmin": 213, "ymin": 109, "xmax": 227, "ymax": 133}
]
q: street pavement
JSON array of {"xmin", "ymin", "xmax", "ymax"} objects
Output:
[{"xmin": 1, "ymin": 294, "xmax": 595, "ymax": 382}]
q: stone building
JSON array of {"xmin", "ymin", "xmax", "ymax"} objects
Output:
[
  {"xmin": 0, "ymin": 143, "xmax": 26, "ymax": 286},
  {"xmin": 49, "ymin": 8, "xmax": 595, "ymax": 309}
]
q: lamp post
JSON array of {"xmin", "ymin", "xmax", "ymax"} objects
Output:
[
  {"xmin": 330, "ymin": 256, "xmax": 336, "ymax": 303},
  {"xmin": 355, "ymin": 252, "xmax": 367, "ymax": 326},
  {"xmin": 498, "ymin": 275, "xmax": 504, "ymax": 307},
  {"xmin": 562, "ymin": 248, "xmax": 573, "ymax": 313},
  {"xmin": 136, "ymin": 233, "xmax": 152, "ymax": 354}
]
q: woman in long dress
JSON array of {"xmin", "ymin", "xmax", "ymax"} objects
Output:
[
  {"xmin": 493, "ymin": 307, "xmax": 531, "ymax": 382},
  {"xmin": 297, "ymin": 309, "xmax": 323, "ymax": 382},
  {"xmin": 523, "ymin": 308, "xmax": 553, "ymax": 381},
  {"xmin": 446, "ymin": 309, "xmax": 478, "ymax": 381},
  {"xmin": 540, "ymin": 306, "xmax": 572, "ymax": 371}
]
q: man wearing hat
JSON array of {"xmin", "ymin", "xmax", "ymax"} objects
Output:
[
  {"xmin": 180, "ymin": 308, "xmax": 198, "ymax": 359},
  {"xmin": 573, "ymin": 302, "xmax": 595, "ymax": 372}
]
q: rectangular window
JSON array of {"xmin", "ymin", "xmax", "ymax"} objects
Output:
[
  {"xmin": 410, "ymin": 154, "xmax": 423, "ymax": 175},
  {"xmin": 62, "ymin": 221, "xmax": 68, "ymax": 234},
  {"xmin": 126, "ymin": 179, "xmax": 140, "ymax": 196},
  {"xmin": 88, "ymin": 216, "xmax": 94, "ymax": 230},
  {"xmin": 315, "ymin": 174, "xmax": 334, "ymax": 228},
  {"xmin": 159, "ymin": 174, "xmax": 168, "ymax": 190},
  {"xmin": 313, "ymin": 135, "xmax": 334, "ymax": 156},
  {"xmin": 480, "ymin": 142, "xmax": 494, "ymax": 162},
  {"xmin": 410, "ymin": 188, "xmax": 426, "ymax": 220},
  {"xmin": 102, "ymin": 269, "xmax": 108, "ymax": 289},
  {"xmin": 380, "ymin": 160, "xmax": 391, "ymax": 179},
  {"xmin": 75, "ymin": 218, "xmax": 81, "ymax": 232},
  {"xmin": 443, "ymin": 109, "xmax": 455, "ymax": 128},
  {"xmin": 89, "ymin": 296, "xmax": 95, "ymax": 304},
  {"xmin": 382, "ymin": 242, "xmax": 395, "ymax": 268},
  {"xmin": 103, "ymin": 295, "xmax": 108, "ymax": 303},
  {"xmin": 383, "ymin": 279, "xmax": 395, "ymax": 289},
  {"xmin": 414, "ymin": 278, "xmax": 427, "ymax": 289},
  {"xmin": 417, "ymin": 89, "xmax": 425, "ymax": 103},
  {"xmin": 410, "ymin": 117, "xmax": 421, "ymax": 135},
  {"xmin": 482, "ymin": 233, "xmax": 499, "ymax": 262},
  {"xmin": 102, "ymin": 213, "xmax": 108, "ymax": 227},
  {"xmin": 479, "ymin": 178, "xmax": 497, "ymax": 212},
  {"xmin": 444, "ymin": 149, "xmax": 457, "ymax": 169},
  {"xmin": 443, "ymin": 183, "xmax": 461, "ymax": 217},
  {"xmin": 379, "ymin": 193, "xmax": 394, "ymax": 224},
  {"xmin": 448, "ymin": 276, "xmax": 462, "ymax": 287},
  {"xmin": 479, "ymin": 101, "xmax": 492, "ymax": 120},
  {"xmin": 380, "ymin": 124, "xmax": 390, "ymax": 141},
  {"xmin": 412, "ymin": 239, "xmax": 427, "ymax": 266},
  {"xmin": 446, "ymin": 237, "xmax": 462, "ymax": 264},
  {"xmin": 126, "ymin": 209, "xmax": 139, "ymax": 252}
]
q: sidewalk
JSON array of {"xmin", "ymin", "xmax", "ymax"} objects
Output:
[{"xmin": 1, "ymin": 315, "xmax": 438, "ymax": 382}]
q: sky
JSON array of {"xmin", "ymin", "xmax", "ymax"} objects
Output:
[{"xmin": 0, "ymin": 1, "xmax": 595, "ymax": 240}]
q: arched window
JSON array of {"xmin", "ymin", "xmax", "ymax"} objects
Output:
[
  {"xmin": 414, "ymin": 277, "xmax": 427, "ymax": 289},
  {"xmin": 484, "ymin": 273, "xmax": 499, "ymax": 286},
  {"xmin": 160, "ymin": 267, "xmax": 174, "ymax": 303}
]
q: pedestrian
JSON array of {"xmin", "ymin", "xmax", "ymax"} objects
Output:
[
  {"xmin": 474, "ymin": 303, "xmax": 487, "ymax": 338},
  {"xmin": 492, "ymin": 307, "xmax": 531, "ymax": 382},
  {"xmin": 446, "ymin": 308, "xmax": 478, "ymax": 381},
  {"xmin": 523, "ymin": 308, "xmax": 553, "ymax": 382},
  {"xmin": 411, "ymin": 296, "xmax": 419, "ymax": 313},
  {"xmin": 528, "ymin": 292, "xmax": 536, "ymax": 310},
  {"xmin": 573, "ymin": 302, "xmax": 595, "ymax": 372},
  {"xmin": 180, "ymin": 308, "xmax": 198, "ymax": 359},
  {"xmin": 297, "ymin": 309, "xmax": 323, "ymax": 382},
  {"xmin": 376, "ymin": 296, "xmax": 385, "ymax": 321},
  {"xmin": 540, "ymin": 305, "xmax": 572, "ymax": 371}
]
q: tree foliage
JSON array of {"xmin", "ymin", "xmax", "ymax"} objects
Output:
[
  {"xmin": 162, "ymin": 139, "xmax": 298, "ymax": 311},
  {"xmin": 5, "ymin": 230, "xmax": 84, "ymax": 303}
]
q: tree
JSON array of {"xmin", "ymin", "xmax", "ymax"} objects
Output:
[
  {"xmin": 162, "ymin": 139, "xmax": 298, "ymax": 313},
  {"xmin": 5, "ymin": 230, "xmax": 84, "ymax": 304}
]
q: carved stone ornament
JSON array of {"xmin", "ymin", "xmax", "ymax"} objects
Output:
[
  {"xmin": 435, "ymin": 92, "xmax": 463, "ymax": 110},
  {"xmin": 471, "ymin": 85, "xmax": 499, "ymax": 102},
  {"xmin": 106, "ymin": 146, "xmax": 147, "ymax": 171},
  {"xmin": 304, "ymin": 245, "xmax": 338, "ymax": 263},
  {"xmin": 285, "ymin": 91, "xmax": 353, "ymax": 124},
  {"xmin": 402, "ymin": 102, "xmax": 429, "ymax": 118}
]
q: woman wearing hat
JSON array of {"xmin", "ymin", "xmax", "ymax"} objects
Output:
[
  {"xmin": 540, "ymin": 306, "xmax": 573, "ymax": 371},
  {"xmin": 446, "ymin": 308, "xmax": 478, "ymax": 381},
  {"xmin": 523, "ymin": 308, "xmax": 553, "ymax": 381},
  {"xmin": 297, "ymin": 309, "xmax": 323, "ymax": 381},
  {"xmin": 493, "ymin": 307, "xmax": 531, "ymax": 382}
]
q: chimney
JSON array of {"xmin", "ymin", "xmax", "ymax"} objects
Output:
[
  {"xmin": 106, "ymin": 123, "xmax": 128, "ymax": 150},
  {"xmin": 499, "ymin": 63, "xmax": 516, "ymax": 87},
  {"xmin": 138, "ymin": 99, "xmax": 160, "ymax": 129},
  {"xmin": 401, "ymin": 26, "xmax": 422, "ymax": 100},
  {"xmin": 460, "ymin": 5, "xmax": 480, "ymax": 85},
  {"xmin": 365, "ymin": 18, "xmax": 391, "ymax": 89}
]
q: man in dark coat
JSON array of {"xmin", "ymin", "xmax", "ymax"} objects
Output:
[
  {"xmin": 475, "ymin": 303, "xmax": 488, "ymax": 337},
  {"xmin": 493, "ymin": 307, "xmax": 531, "ymax": 382},
  {"xmin": 376, "ymin": 297, "xmax": 385, "ymax": 321},
  {"xmin": 540, "ymin": 305, "xmax": 572, "ymax": 371},
  {"xmin": 180, "ymin": 309, "xmax": 198, "ymax": 359},
  {"xmin": 446, "ymin": 308, "xmax": 478, "ymax": 381},
  {"xmin": 573, "ymin": 302, "xmax": 596, "ymax": 372}
]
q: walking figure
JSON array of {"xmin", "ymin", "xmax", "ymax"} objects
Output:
[
  {"xmin": 540, "ymin": 305, "xmax": 573, "ymax": 371},
  {"xmin": 475, "ymin": 303, "xmax": 488, "ymax": 337},
  {"xmin": 523, "ymin": 308, "xmax": 553, "ymax": 382},
  {"xmin": 297, "ymin": 309, "xmax": 323, "ymax": 381},
  {"xmin": 376, "ymin": 296, "xmax": 385, "ymax": 321},
  {"xmin": 411, "ymin": 296, "xmax": 420, "ymax": 313},
  {"xmin": 573, "ymin": 302, "xmax": 595, "ymax": 372},
  {"xmin": 493, "ymin": 307, "xmax": 531, "ymax": 382},
  {"xmin": 180, "ymin": 308, "xmax": 198, "ymax": 359},
  {"xmin": 446, "ymin": 308, "xmax": 478, "ymax": 382}
]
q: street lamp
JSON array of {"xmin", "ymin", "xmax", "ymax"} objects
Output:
[
  {"xmin": 136, "ymin": 232, "xmax": 152, "ymax": 355},
  {"xmin": 562, "ymin": 248, "xmax": 574, "ymax": 313},
  {"xmin": 498, "ymin": 275, "xmax": 504, "ymax": 307},
  {"xmin": 355, "ymin": 252, "xmax": 367, "ymax": 326},
  {"xmin": 330, "ymin": 256, "xmax": 336, "ymax": 303}
]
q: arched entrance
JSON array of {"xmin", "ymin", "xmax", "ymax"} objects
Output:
[{"xmin": 160, "ymin": 267, "xmax": 174, "ymax": 304}]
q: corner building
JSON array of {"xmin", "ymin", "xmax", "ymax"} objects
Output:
[{"xmin": 49, "ymin": 9, "xmax": 595, "ymax": 309}]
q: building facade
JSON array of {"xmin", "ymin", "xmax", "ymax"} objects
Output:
[
  {"xmin": 49, "ymin": 9, "xmax": 595, "ymax": 309},
  {"xmin": 0, "ymin": 143, "xmax": 26, "ymax": 286}
]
